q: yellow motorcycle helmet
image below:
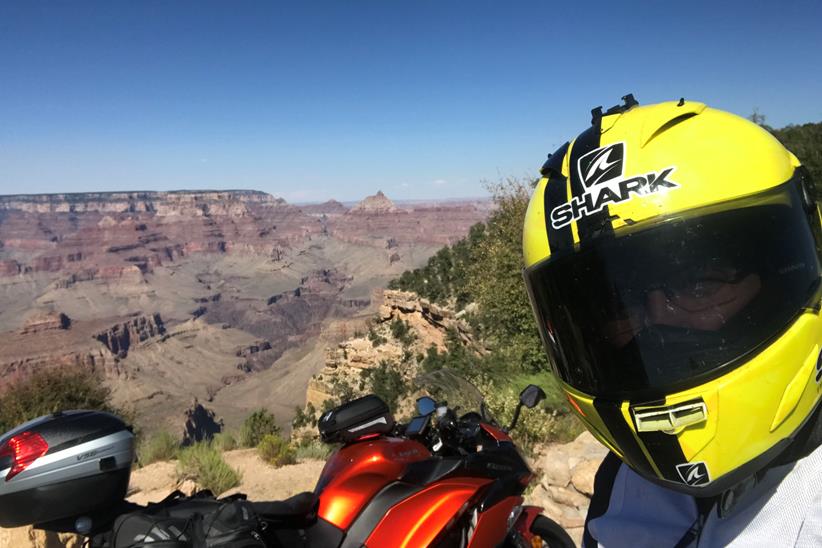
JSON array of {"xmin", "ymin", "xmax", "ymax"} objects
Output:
[{"xmin": 522, "ymin": 95, "xmax": 822, "ymax": 496}]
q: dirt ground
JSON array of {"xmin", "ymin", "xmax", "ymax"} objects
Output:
[{"xmin": 127, "ymin": 449, "xmax": 326, "ymax": 505}]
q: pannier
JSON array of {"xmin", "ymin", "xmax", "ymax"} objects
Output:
[
  {"xmin": 317, "ymin": 394, "xmax": 394, "ymax": 443},
  {"xmin": 0, "ymin": 410, "xmax": 134, "ymax": 528},
  {"xmin": 109, "ymin": 490, "xmax": 265, "ymax": 548}
]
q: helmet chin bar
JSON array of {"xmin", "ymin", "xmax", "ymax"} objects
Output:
[
  {"xmin": 639, "ymin": 398, "xmax": 822, "ymax": 500},
  {"xmin": 638, "ymin": 427, "xmax": 789, "ymax": 499}
]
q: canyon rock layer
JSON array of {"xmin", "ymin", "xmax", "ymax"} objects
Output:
[{"xmin": 0, "ymin": 190, "xmax": 490, "ymax": 432}]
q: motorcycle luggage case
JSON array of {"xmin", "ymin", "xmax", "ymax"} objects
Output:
[
  {"xmin": 0, "ymin": 410, "xmax": 134, "ymax": 528},
  {"xmin": 318, "ymin": 395, "xmax": 395, "ymax": 443}
]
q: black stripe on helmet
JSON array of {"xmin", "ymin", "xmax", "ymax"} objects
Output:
[
  {"xmin": 635, "ymin": 430, "xmax": 689, "ymax": 483},
  {"xmin": 627, "ymin": 399, "xmax": 690, "ymax": 483},
  {"xmin": 593, "ymin": 398, "xmax": 657, "ymax": 477},
  {"xmin": 541, "ymin": 142, "xmax": 573, "ymax": 254},
  {"xmin": 568, "ymin": 121, "xmax": 615, "ymax": 243}
]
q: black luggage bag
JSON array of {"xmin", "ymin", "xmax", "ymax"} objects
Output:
[{"xmin": 108, "ymin": 490, "xmax": 265, "ymax": 548}]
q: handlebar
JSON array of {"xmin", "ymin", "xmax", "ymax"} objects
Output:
[{"xmin": 397, "ymin": 403, "xmax": 488, "ymax": 456}]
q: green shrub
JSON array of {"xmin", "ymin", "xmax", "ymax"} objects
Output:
[
  {"xmin": 329, "ymin": 378, "xmax": 356, "ymax": 406},
  {"xmin": 419, "ymin": 330, "xmax": 473, "ymax": 375},
  {"xmin": 239, "ymin": 409, "xmax": 280, "ymax": 448},
  {"xmin": 368, "ymin": 328, "xmax": 387, "ymax": 347},
  {"xmin": 420, "ymin": 345, "xmax": 444, "ymax": 373},
  {"xmin": 364, "ymin": 360, "xmax": 406, "ymax": 410},
  {"xmin": 137, "ymin": 431, "xmax": 179, "ymax": 466},
  {"xmin": 292, "ymin": 403, "xmax": 316, "ymax": 429},
  {"xmin": 211, "ymin": 431, "xmax": 237, "ymax": 452},
  {"xmin": 472, "ymin": 375, "xmax": 582, "ymax": 451},
  {"xmin": 257, "ymin": 434, "xmax": 296, "ymax": 467},
  {"xmin": 177, "ymin": 442, "xmax": 241, "ymax": 495},
  {"xmin": 390, "ymin": 319, "xmax": 416, "ymax": 347},
  {"xmin": 0, "ymin": 367, "xmax": 124, "ymax": 433},
  {"xmin": 294, "ymin": 437, "xmax": 332, "ymax": 461},
  {"xmin": 321, "ymin": 398, "xmax": 337, "ymax": 413},
  {"xmin": 388, "ymin": 223, "xmax": 486, "ymax": 309}
]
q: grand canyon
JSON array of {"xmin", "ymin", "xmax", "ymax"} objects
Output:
[{"xmin": 0, "ymin": 189, "xmax": 491, "ymax": 432}]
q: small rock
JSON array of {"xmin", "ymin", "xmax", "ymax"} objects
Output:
[
  {"xmin": 548, "ymin": 485, "xmax": 590, "ymax": 509},
  {"xmin": 176, "ymin": 479, "xmax": 199, "ymax": 496},
  {"xmin": 0, "ymin": 526, "xmax": 81, "ymax": 548},
  {"xmin": 567, "ymin": 455, "xmax": 583, "ymax": 471},
  {"xmin": 540, "ymin": 455, "xmax": 571, "ymax": 488},
  {"xmin": 528, "ymin": 484, "xmax": 552, "ymax": 508},
  {"xmin": 573, "ymin": 431, "xmax": 609, "ymax": 461},
  {"xmin": 566, "ymin": 526, "xmax": 585, "ymax": 548},
  {"xmin": 559, "ymin": 507, "xmax": 586, "ymax": 530},
  {"xmin": 539, "ymin": 496, "xmax": 569, "ymax": 525},
  {"xmin": 571, "ymin": 459, "xmax": 601, "ymax": 497}
]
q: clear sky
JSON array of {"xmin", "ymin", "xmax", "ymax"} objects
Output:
[{"xmin": 1, "ymin": 1, "xmax": 821, "ymax": 202}]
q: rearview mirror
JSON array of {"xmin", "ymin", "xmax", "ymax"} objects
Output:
[
  {"xmin": 519, "ymin": 385, "xmax": 546, "ymax": 409},
  {"xmin": 416, "ymin": 396, "xmax": 436, "ymax": 416}
]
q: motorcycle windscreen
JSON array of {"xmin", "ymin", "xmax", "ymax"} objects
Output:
[{"xmin": 524, "ymin": 177, "xmax": 822, "ymax": 399}]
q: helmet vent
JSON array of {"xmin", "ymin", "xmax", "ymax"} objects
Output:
[
  {"xmin": 642, "ymin": 113, "xmax": 698, "ymax": 147},
  {"xmin": 640, "ymin": 101, "xmax": 706, "ymax": 147},
  {"xmin": 633, "ymin": 400, "xmax": 708, "ymax": 435}
]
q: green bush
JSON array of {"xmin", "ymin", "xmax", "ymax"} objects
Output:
[
  {"xmin": 420, "ymin": 345, "xmax": 445, "ymax": 373},
  {"xmin": 292, "ymin": 403, "xmax": 316, "ymax": 429},
  {"xmin": 390, "ymin": 319, "xmax": 416, "ymax": 347},
  {"xmin": 177, "ymin": 442, "xmax": 241, "ymax": 495},
  {"xmin": 321, "ymin": 398, "xmax": 337, "ymax": 413},
  {"xmin": 363, "ymin": 360, "xmax": 406, "ymax": 410},
  {"xmin": 465, "ymin": 178, "xmax": 550, "ymax": 375},
  {"xmin": 388, "ymin": 223, "xmax": 486, "ymax": 309},
  {"xmin": 137, "ymin": 431, "xmax": 179, "ymax": 466},
  {"xmin": 0, "ymin": 367, "xmax": 124, "ymax": 433},
  {"xmin": 419, "ymin": 328, "xmax": 475, "ymax": 375},
  {"xmin": 257, "ymin": 434, "xmax": 296, "ymax": 467},
  {"xmin": 328, "ymin": 378, "xmax": 356, "ymax": 406},
  {"xmin": 211, "ymin": 431, "xmax": 237, "ymax": 452},
  {"xmin": 368, "ymin": 327, "xmax": 387, "ymax": 347},
  {"xmin": 293, "ymin": 436, "xmax": 332, "ymax": 461},
  {"xmin": 473, "ymin": 375, "xmax": 582, "ymax": 452},
  {"xmin": 239, "ymin": 409, "xmax": 280, "ymax": 448}
]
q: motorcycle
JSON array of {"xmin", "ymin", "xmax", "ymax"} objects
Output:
[
  {"xmin": 260, "ymin": 369, "xmax": 575, "ymax": 548},
  {"xmin": 0, "ymin": 370, "xmax": 575, "ymax": 547}
]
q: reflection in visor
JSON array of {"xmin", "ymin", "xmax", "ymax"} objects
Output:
[
  {"xmin": 525, "ymin": 177, "xmax": 822, "ymax": 398},
  {"xmin": 604, "ymin": 268, "xmax": 762, "ymax": 347}
]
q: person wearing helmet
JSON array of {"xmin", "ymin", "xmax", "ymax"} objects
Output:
[{"xmin": 522, "ymin": 96, "xmax": 822, "ymax": 547}]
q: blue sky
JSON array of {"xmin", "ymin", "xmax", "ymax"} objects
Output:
[{"xmin": 1, "ymin": 1, "xmax": 821, "ymax": 202}]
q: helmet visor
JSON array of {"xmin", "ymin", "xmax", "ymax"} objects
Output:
[{"xmin": 524, "ymin": 176, "xmax": 822, "ymax": 399}]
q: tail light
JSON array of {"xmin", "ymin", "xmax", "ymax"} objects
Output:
[{"xmin": 0, "ymin": 431, "xmax": 49, "ymax": 481}]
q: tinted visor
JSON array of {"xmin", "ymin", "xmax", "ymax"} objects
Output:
[{"xmin": 525, "ymin": 177, "xmax": 822, "ymax": 399}]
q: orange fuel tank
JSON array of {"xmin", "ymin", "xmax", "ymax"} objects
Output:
[{"xmin": 315, "ymin": 437, "xmax": 431, "ymax": 530}]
